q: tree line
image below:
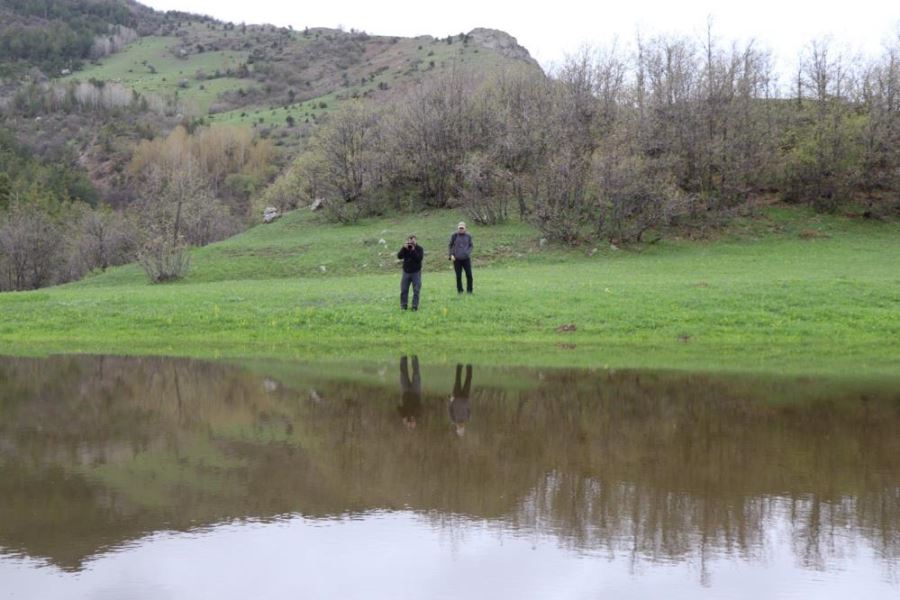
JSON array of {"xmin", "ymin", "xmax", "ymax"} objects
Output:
[
  {"xmin": 272, "ymin": 31, "xmax": 900, "ymax": 243},
  {"xmin": 0, "ymin": 123, "xmax": 274, "ymax": 290},
  {"xmin": 0, "ymin": 0, "xmax": 139, "ymax": 73},
  {"xmin": 0, "ymin": 126, "xmax": 128, "ymax": 291}
]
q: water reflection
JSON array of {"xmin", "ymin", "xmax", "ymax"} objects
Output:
[
  {"xmin": 448, "ymin": 364, "xmax": 472, "ymax": 437},
  {"xmin": 398, "ymin": 356, "xmax": 422, "ymax": 429},
  {"xmin": 0, "ymin": 355, "xmax": 897, "ymax": 595}
]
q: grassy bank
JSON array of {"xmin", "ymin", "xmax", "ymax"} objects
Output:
[{"xmin": 1, "ymin": 206, "xmax": 898, "ymax": 376}]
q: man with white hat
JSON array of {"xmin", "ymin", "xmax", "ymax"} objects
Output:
[{"xmin": 448, "ymin": 221, "xmax": 474, "ymax": 294}]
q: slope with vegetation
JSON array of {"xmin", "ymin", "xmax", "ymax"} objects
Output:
[
  {"xmin": 0, "ymin": 1, "xmax": 897, "ymax": 378},
  {"xmin": 0, "ymin": 0, "xmax": 539, "ymax": 291}
]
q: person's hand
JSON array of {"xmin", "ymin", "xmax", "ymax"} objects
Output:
[{"xmin": 449, "ymin": 255, "xmax": 455, "ymax": 261}]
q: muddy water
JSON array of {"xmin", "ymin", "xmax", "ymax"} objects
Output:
[{"xmin": 0, "ymin": 355, "xmax": 897, "ymax": 599}]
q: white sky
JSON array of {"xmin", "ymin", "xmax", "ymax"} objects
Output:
[{"xmin": 142, "ymin": 0, "xmax": 899, "ymax": 72}]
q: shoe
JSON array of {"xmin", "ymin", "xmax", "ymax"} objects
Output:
[
  {"xmin": 412, "ymin": 306, "xmax": 418, "ymax": 311},
  {"xmin": 401, "ymin": 306, "xmax": 408, "ymax": 310}
]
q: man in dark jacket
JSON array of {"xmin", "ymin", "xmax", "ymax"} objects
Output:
[
  {"xmin": 448, "ymin": 221, "xmax": 473, "ymax": 294},
  {"xmin": 397, "ymin": 235, "xmax": 424, "ymax": 310}
]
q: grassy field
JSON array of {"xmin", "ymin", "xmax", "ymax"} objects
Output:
[
  {"xmin": 210, "ymin": 94, "xmax": 340, "ymax": 127},
  {"xmin": 1, "ymin": 206, "xmax": 898, "ymax": 376},
  {"xmin": 61, "ymin": 35, "xmax": 253, "ymax": 115}
]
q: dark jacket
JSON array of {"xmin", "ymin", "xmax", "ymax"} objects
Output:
[
  {"xmin": 448, "ymin": 232, "xmax": 473, "ymax": 260},
  {"xmin": 397, "ymin": 244, "xmax": 424, "ymax": 273}
]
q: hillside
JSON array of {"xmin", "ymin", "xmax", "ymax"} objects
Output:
[
  {"xmin": 0, "ymin": 0, "xmax": 541, "ymax": 206},
  {"xmin": 0, "ymin": 0, "xmax": 159, "ymax": 75}
]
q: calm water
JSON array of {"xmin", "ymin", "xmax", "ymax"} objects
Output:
[{"xmin": 0, "ymin": 355, "xmax": 897, "ymax": 599}]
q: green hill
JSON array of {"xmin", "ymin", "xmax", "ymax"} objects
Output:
[{"xmin": 1, "ymin": 1, "xmax": 540, "ymax": 206}]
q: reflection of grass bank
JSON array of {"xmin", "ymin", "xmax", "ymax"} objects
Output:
[
  {"xmin": 86, "ymin": 439, "xmax": 246, "ymax": 509},
  {"xmin": 0, "ymin": 207, "xmax": 898, "ymax": 376},
  {"xmin": 2, "ymin": 354, "xmax": 897, "ymax": 571}
]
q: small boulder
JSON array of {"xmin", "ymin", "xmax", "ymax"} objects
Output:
[
  {"xmin": 263, "ymin": 206, "xmax": 280, "ymax": 224},
  {"xmin": 310, "ymin": 198, "xmax": 325, "ymax": 211},
  {"xmin": 556, "ymin": 323, "xmax": 577, "ymax": 333}
]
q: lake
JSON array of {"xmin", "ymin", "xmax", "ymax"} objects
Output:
[{"xmin": 0, "ymin": 355, "xmax": 897, "ymax": 599}]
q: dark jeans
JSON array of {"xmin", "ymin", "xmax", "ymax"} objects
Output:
[
  {"xmin": 453, "ymin": 258, "xmax": 473, "ymax": 293},
  {"xmin": 400, "ymin": 271, "xmax": 421, "ymax": 309},
  {"xmin": 449, "ymin": 364, "xmax": 472, "ymax": 424}
]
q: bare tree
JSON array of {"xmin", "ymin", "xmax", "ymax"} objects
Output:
[
  {"xmin": 859, "ymin": 41, "xmax": 900, "ymax": 215},
  {"xmin": 531, "ymin": 51, "xmax": 600, "ymax": 243},
  {"xmin": 489, "ymin": 66, "xmax": 555, "ymax": 218},
  {"xmin": 70, "ymin": 206, "xmax": 136, "ymax": 275},
  {"xmin": 0, "ymin": 201, "xmax": 61, "ymax": 291},
  {"xmin": 782, "ymin": 39, "xmax": 860, "ymax": 211},
  {"xmin": 316, "ymin": 102, "xmax": 383, "ymax": 203},
  {"xmin": 393, "ymin": 69, "xmax": 478, "ymax": 207}
]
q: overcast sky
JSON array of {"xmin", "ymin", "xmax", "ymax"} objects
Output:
[{"xmin": 142, "ymin": 0, "xmax": 899, "ymax": 72}]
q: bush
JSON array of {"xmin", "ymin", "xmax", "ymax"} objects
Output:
[
  {"xmin": 460, "ymin": 153, "xmax": 510, "ymax": 225},
  {"xmin": 595, "ymin": 155, "xmax": 686, "ymax": 243},
  {"xmin": 68, "ymin": 206, "xmax": 137, "ymax": 277},
  {"xmin": 0, "ymin": 202, "xmax": 61, "ymax": 291},
  {"xmin": 321, "ymin": 194, "xmax": 385, "ymax": 224},
  {"xmin": 138, "ymin": 236, "xmax": 191, "ymax": 283},
  {"xmin": 321, "ymin": 198, "xmax": 361, "ymax": 223}
]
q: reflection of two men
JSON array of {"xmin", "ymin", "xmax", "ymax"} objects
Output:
[
  {"xmin": 398, "ymin": 358, "xmax": 473, "ymax": 435},
  {"xmin": 398, "ymin": 356, "xmax": 422, "ymax": 429},
  {"xmin": 449, "ymin": 364, "xmax": 472, "ymax": 437}
]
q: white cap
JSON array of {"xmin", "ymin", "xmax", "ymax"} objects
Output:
[{"xmin": 457, "ymin": 222, "xmax": 466, "ymax": 229}]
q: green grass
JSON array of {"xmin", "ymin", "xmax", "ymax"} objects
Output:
[
  {"xmin": 1, "ymin": 207, "xmax": 898, "ymax": 376},
  {"xmin": 210, "ymin": 93, "xmax": 340, "ymax": 126},
  {"xmin": 61, "ymin": 36, "xmax": 252, "ymax": 115}
]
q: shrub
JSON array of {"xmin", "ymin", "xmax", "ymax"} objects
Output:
[
  {"xmin": 460, "ymin": 152, "xmax": 510, "ymax": 225},
  {"xmin": 322, "ymin": 198, "xmax": 364, "ymax": 223},
  {"xmin": 138, "ymin": 235, "xmax": 191, "ymax": 283},
  {"xmin": 595, "ymin": 155, "xmax": 686, "ymax": 243}
]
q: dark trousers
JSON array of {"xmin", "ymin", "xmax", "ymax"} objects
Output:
[
  {"xmin": 400, "ymin": 271, "xmax": 421, "ymax": 309},
  {"xmin": 449, "ymin": 364, "xmax": 472, "ymax": 424},
  {"xmin": 453, "ymin": 363, "xmax": 472, "ymax": 398},
  {"xmin": 453, "ymin": 258, "xmax": 473, "ymax": 293}
]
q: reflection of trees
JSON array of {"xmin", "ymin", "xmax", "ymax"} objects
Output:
[{"xmin": 0, "ymin": 356, "xmax": 897, "ymax": 574}]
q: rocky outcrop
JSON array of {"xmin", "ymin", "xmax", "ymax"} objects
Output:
[
  {"xmin": 263, "ymin": 206, "xmax": 280, "ymax": 224},
  {"xmin": 467, "ymin": 28, "xmax": 539, "ymax": 68}
]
